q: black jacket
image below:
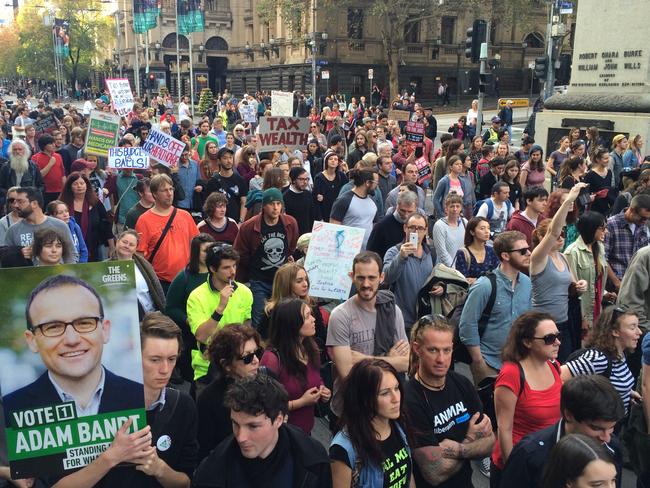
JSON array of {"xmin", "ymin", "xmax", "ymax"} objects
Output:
[
  {"xmin": 192, "ymin": 424, "xmax": 331, "ymax": 488},
  {"xmin": 0, "ymin": 161, "xmax": 45, "ymax": 202}
]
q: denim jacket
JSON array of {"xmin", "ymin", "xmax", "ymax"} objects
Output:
[{"xmin": 330, "ymin": 423, "xmax": 410, "ymax": 487}]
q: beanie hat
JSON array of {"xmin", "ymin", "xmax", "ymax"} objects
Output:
[{"xmin": 262, "ymin": 188, "xmax": 284, "ymax": 205}]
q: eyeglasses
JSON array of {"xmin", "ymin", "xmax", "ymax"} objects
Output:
[
  {"xmin": 31, "ymin": 316, "xmax": 102, "ymax": 337},
  {"xmin": 531, "ymin": 332, "xmax": 561, "ymax": 345},
  {"xmin": 238, "ymin": 347, "xmax": 264, "ymax": 364},
  {"xmin": 296, "ymin": 177, "xmax": 310, "ymax": 182},
  {"xmin": 6, "ymin": 198, "xmax": 15, "ymax": 203},
  {"xmin": 407, "ymin": 225, "xmax": 427, "ymax": 232},
  {"xmin": 506, "ymin": 247, "xmax": 530, "ymax": 255}
]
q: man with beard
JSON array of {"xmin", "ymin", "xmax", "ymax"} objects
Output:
[
  {"xmin": 191, "ymin": 119, "xmax": 218, "ymax": 160},
  {"xmin": 282, "ymin": 167, "xmax": 318, "ymax": 235},
  {"xmin": 4, "ymin": 186, "xmax": 77, "ymax": 263},
  {"xmin": 0, "ymin": 139, "xmax": 45, "ymax": 208},
  {"xmin": 330, "ymin": 168, "xmax": 380, "ymax": 250},
  {"xmin": 326, "ymin": 251, "xmax": 409, "ymax": 421},
  {"xmin": 205, "ymin": 148, "xmax": 248, "ymax": 223}
]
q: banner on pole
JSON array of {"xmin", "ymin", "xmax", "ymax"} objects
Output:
[
  {"xmin": 0, "ymin": 262, "xmax": 145, "ymax": 480},
  {"xmin": 108, "ymin": 147, "xmax": 150, "ymax": 169},
  {"xmin": 177, "ymin": 0, "xmax": 205, "ymax": 35},
  {"xmin": 53, "ymin": 19, "xmax": 69, "ymax": 57},
  {"xmin": 105, "ymin": 78, "xmax": 134, "ymax": 117},
  {"xmin": 133, "ymin": 0, "xmax": 161, "ymax": 34},
  {"xmin": 271, "ymin": 90, "xmax": 294, "ymax": 116},
  {"xmin": 303, "ymin": 222, "xmax": 366, "ymax": 300},
  {"xmin": 84, "ymin": 111, "xmax": 121, "ymax": 158},
  {"xmin": 256, "ymin": 117, "xmax": 310, "ymax": 153},
  {"xmin": 141, "ymin": 129, "xmax": 186, "ymax": 168}
]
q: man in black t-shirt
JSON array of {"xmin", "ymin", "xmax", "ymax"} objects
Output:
[
  {"xmin": 205, "ymin": 147, "xmax": 248, "ymax": 223},
  {"xmin": 405, "ymin": 316, "xmax": 495, "ymax": 488},
  {"xmin": 283, "ymin": 167, "xmax": 318, "ymax": 235}
]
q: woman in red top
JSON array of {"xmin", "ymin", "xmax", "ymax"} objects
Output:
[{"xmin": 491, "ymin": 311, "xmax": 562, "ymax": 486}]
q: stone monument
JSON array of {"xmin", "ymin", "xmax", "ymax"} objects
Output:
[{"xmin": 535, "ymin": 0, "xmax": 650, "ymax": 155}]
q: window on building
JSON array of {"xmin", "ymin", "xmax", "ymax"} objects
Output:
[
  {"xmin": 405, "ymin": 18, "xmax": 420, "ymax": 43},
  {"xmin": 441, "ymin": 16, "xmax": 456, "ymax": 44},
  {"xmin": 256, "ymin": 76, "xmax": 261, "ymax": 91},
  {"xmin": 288, "ymin": 75, "xmax": 295, "ymax": 92},
  {"xmin": 347, "ymin": 8, "xmax": 363, "ymax": 39},
  {"xmin": 351, "ymin": 74, "xmax": 362, "ymax": 95},
  {"xmin": 242, "ymin": 77, "xmax": 247, "ymax": 92},
  {"xmin": 523, "ymin": 32, "xmax": 545, "ymax": 48}
]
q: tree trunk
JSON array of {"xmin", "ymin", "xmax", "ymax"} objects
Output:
[{"xmin": 385, "ymin": 43, "xmax": 400, "ymax": 104}]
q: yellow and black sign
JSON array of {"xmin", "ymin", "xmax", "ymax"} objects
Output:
[{"xmin": 497, "ymin": 98, "xmax": 529, "ymax": 108}]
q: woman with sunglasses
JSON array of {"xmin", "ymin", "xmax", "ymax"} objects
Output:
[
  {"xmin": 330, "ymin": 359, "xmax": 414, "ymax": 488},
  {"xmin": 491, "ymin": 311, "xmax": 562, "ymax": 486},
  {"xmin": 564, "ymin": 211, "xmax": 611, "ymax": 336},
  {"xmin": 561, "ymin": 306, "xmax": 642, "ymax": 414},
  {"xmin": 260, "ymin": 298, "xmax": 331, "ymax": 435},
  {"xmin": 530, "ymin": 183, "xmax": 588, "ymax": 361},
  {"xmin": 197, "ymin": 324, "xmax": 264, "ymax": 460}
]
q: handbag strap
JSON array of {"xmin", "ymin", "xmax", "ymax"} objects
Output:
[{"xmin": 148, "ymin": 208, "xmax": 177, "ymax": 263}]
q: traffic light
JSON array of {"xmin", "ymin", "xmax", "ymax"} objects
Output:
[
  {"xmin": 465, "ymin": 19, "xmax": 487, "ymax": 64},
  {"xmin": 148, "ymin": 73, "xmax": 155, "ymax": 89},
  {"xmin": 479, "ymin": 72, "xmax": 493, "ymax": 93},
  {"xmin": 534, "ymin": 56, "xmax": 548, "ymax": 79},
  {"xmin": 556, "ymin": 53, "xmax": 572, "ymax": 85}
]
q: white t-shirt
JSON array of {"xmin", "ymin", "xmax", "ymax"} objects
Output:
[
  {"xmin": 178, "ymin": 102, "xmax": 191, "ymax": 121},
  {"xmin": 83, "ymin": 100, "xmax": 93, "ymax": 115}
]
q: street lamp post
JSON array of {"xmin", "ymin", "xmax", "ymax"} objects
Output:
[{"xmin": 456, "ymin": 43, "xmax": 463, "ymax": 107}]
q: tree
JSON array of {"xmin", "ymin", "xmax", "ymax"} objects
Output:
[
  {"xmin": 197, "ymin": 88, "xmax": 214, "ymax": 114},
  {"xmin": 14, "ymin": 0, "xmax": 113, "ymax": 91},
  {"xmin": 0, "ymin": 24, "xmax": 20, "ymax": 80}
]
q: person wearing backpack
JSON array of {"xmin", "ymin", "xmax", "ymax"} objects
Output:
[
  {"xmin": 561, "ymin": 306, "xmax": 642, "ymax": 414},
  {"xmin": 459, "ymin": 230, "xmax": 532, "ymax": 386},
  {"xmin": 474, "ymin": 181, "xmax": 514, "ymax": 238},
  {"xmin": 477, "ymin": 157, "xmax": 506, "ymax": 201}
]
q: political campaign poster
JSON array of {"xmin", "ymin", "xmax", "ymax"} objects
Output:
[
  {"xmin": 107, "ymin": 147, "xmax": 150, "ymax": 170},
  {"xmin": 303, "ymin": 222, "xmax": 366, "ymax": 300},
  {"xmin": 405, "ymin": 121, "xmax": 425, "ymax": 149},
  {"xmin": 53, "ymin": 18, "xmax": 70, "ymax": 57},
  {"xmin": 105, "ymin": 78, "xmax": 135, "ymax": 117},
  {"xmin": 414, "ymin": 155, "xmax": 431, "ymax": 185},
  {"xmin": 33, "ymin": 114, "xmax": 59, "ymax": 137},
  {"xmin": 387, "ymin": 109, "xmax": 411, "ymax": 122},
  {"xmin": 239, "ymin": 103, "xmax": 257, "ymax": 123},
  {"xmin": 256, "ymin": 117, "xmax": 310, "ymax": 153},
  {"xmin": 141, "ymin": 128, "xmax": 185, "ymax": 168},
  {"xmin": 0, "ymin": 261, "xmax": 145, "ymax": 480},
  {"xmin": 271, "ymin": 90, "xmax": 293, "ymax": 116},
  {"xmin": 84, "ymin": 111, "xmax": 121, "ymax": 158}
]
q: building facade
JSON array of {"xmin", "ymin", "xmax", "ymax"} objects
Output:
[{"xmin": 115, "ymin": 0, "xmax": 556, "ymax": 102}]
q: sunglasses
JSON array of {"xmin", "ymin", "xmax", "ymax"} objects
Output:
[
  {"xmin": 239, "ymin": 347, "xmax": 264, "ymax": 364},
  {"xmin": 506, "ymin": 247, "xmax": 530, "ymax": 255},
  {"xmin": 532, "ymin": 332, "xmax": 561, "ymax": 345}
]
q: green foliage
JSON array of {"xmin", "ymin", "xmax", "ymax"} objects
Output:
[
  {"xmin": 257, "ymin": 0, "xmax": 310, "ymax": 33},
  {"xmin": 197, "ymin": 88, "xmax": 214, "ymax": 114},
  {"xmin": 15, "ymin": 0, "xmax": 114, "ymax": 88},
  {"xmin": 0, "ymin": 24, "xmax": 20, "ymax": 80}
]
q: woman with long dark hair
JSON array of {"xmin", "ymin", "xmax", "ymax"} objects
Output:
[
  {"xmin": 330, "ymin": 359, "xmax": 414, "ymax": 488},
  {"xmin": 491, "ymin": 312, "xmax": 562, "ymax": 485},
  {"xmin": 564, "ymin": 211, "xmax": 611, "ymax": 333},
  {"xmin": 519, "ymin": 145, "xmax": 546, "ymax": 193},
  {"xmin": 261, "ymin": 298, "xmax": 331, "ymax": 434},
  {"xmin": 58, "ymin": 171, "xmax": 114, "ymax": 261},
  {"xmin": 313, "ymin": 152, "xmax": 348, "ymax": 222},
  {"xmin": 561, "ymin": 306, "xmax": 642, "ymax": 414},
  {"xmin": 306, "ymin": 139, "xmax": 324, "ymax": 176},
  {"xmin": 542, "ymin": 434, "xmax": 616, "ymax": 488},
  {"xmin": 165, "ymin": 233, "xmax": 216, "ymax": 382},
  {"xmin": 454, "ymin": 217, "xmax": 499, "ymax": 284},
  {"xmin": 584, "ymin": 146, "xmax": 616, "ymax": 216},
  {"xmin": 559, "ymin": 155, "xmax": 588, "ymax": 190}
]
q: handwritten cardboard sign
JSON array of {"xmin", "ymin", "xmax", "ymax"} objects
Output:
[
  {"xmin": 271, "ymin": 90, "xmax": 293, "ymax": 117},
  {"xmin": 256, "ymin": 117, "xmax": 310, "ymax": 152},
  {"xmin": 108, "ymin": 147, "xmax": 150, "ymax": 169},
  {"xmin": 303, "ymin": 222, "xmax": 365, "ymax": 300},
  {"xmin": 105, "ymin": 78, "xmax": 134, "ymax": 117},
  {"xmin": 141, "ymin": 129, "xmax": 186, "ymax": 168}
]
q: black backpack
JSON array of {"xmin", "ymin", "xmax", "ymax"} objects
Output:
[
  {"xmin": 565, "ymin": 348, "xmax": 613, "ymax": 378},
  {"xmin": 448, "ymin": 272, "xmax": 497, "ymax": 364}
]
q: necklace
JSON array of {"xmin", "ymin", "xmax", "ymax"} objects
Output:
[{"xmin": 416, "ymin": 373, "xmax": 446, "ymax": 391}]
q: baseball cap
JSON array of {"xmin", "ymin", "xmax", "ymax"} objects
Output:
[
  {"xmin": 217, "ymin": 147, "xmax": 235, "ymax": 159},
  {"xmin": 491, "ymin": 116, "xmax": 501, "ymax": 123}
]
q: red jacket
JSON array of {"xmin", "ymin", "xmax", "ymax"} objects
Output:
[
  {"xmin": 506, "ymin": 210, "xmax": 537, "ymax": 246},
  {"xmin": 233, "ymin": 213, "xmax": 299, "ymax": 282}
]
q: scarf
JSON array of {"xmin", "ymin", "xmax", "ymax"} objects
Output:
[{"xmin": 373, "ymin": 290, "xmax": 397, "ymax": 356}]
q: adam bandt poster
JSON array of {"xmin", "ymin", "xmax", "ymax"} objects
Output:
[
  {"xmin": 303, "ymin": 221, "xmax": 365, "ymax": 300},
  {"xmin": 84, "ymin": 111, "xmax": 121, "ymax": 158},
  {"xmin": 256, "ymin": 117, "xmax": 310, "ymax": 152},
  {"xmin": 0, "ymin": 261, "xmax": 145, "ymax": 480}
]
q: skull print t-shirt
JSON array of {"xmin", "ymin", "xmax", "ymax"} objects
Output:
[{"xmin": 250, "ymin": 219, "xmax": 288, "ymax": 282}]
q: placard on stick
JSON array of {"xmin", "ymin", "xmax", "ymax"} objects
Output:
[
  {"xmin": 107, "ymin": 147, "xmax": 150, "ymax": 169},
  {"xmin": 271, "ymin": 90, "xmax": 293, "ymax": 116},
  {"xmin": 141, "ymin": 128, "xmax": 186, "ymax": 168},
  {"xmin": 84, "ymin": 111, "xmax": 121, "ymax": 158},
  {"xmin": 256, "ymin": 117, "xmax": 310, "ymax": 152},
  {"xmin": 105, "ymin": 78, "xmax": 134, "ymax": 117}
]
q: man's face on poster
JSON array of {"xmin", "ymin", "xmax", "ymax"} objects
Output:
[{"xmin": 24, "ymin": 285, "xmax": 110, "ymax": 382}]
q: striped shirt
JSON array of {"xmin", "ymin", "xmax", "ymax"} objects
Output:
[{"xmin": 566, "ymin": 349, "xmax": 634, "ymax": 413}]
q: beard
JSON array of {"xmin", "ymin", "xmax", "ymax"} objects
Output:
[{"xmin": 10, "ymin": 154, "xmax": 29, "ymax": 175}]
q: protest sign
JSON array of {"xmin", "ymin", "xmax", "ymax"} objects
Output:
[
  {"xmin": 271, "ymin": 90, "xmax": 293, "ymax": 116},
  {"xmin": 256, "ymin": 117, "xmax": 310, "ymax": 153},
  {"xmin": 405, "ymin": 121, "xmax": 425, "ymax": 149},
  {"xmin": 107, "ymin": 147, "xmax": 149, "ymax": 169},
  {"xmin": 33, "ymin": 115, "xmax": 58, "ymax": 137},
  {"xmin": 84, "ymin": 111, "xmax": 121, "ymax": 158},
  {"xmin": 141, "ymin": 128, "xmax": 185, "ymax": 168},
  {"xmin": 303, "ymin": 222, "xmax": 366, "ymax": 300},
  {"xmin": 105, "ymin": 78, "xmax": 134, "ymax": 117},
  {"xmin": 414, "ymin": 156, "xmax": 431, "ymax": 185},
  {"xmin": 0, "ymin": 262, "xmax": 145, "ymax": 480},
  {"xmin": 239, "ymin": 104, "xmax": 257, "ymax": 123},
  {"xmin": 388, "ymin": 109, "xmax": 411, "ymax": 122}
]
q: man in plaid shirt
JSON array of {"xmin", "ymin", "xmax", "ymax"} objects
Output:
[{"xmin": 605, "ymin": 194, "xmax": 650, "ymax": 291}]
